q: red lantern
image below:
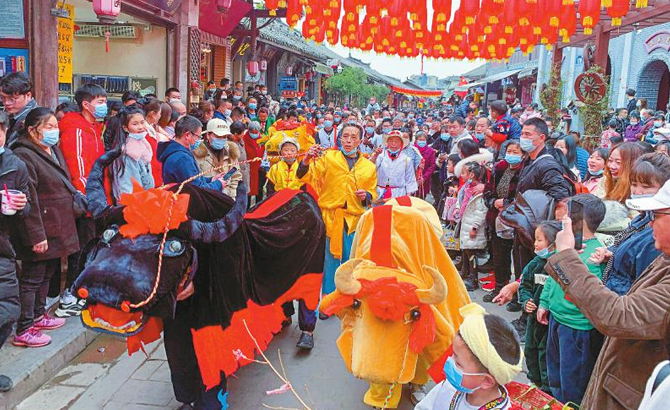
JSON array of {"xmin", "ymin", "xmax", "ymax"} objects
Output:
[
  {"xmin": 265, "ymin": 0, "xmax": 280, "ymax": 12},
  {"xmin": 459, "ymin": 0, "xmax": 480, "ymax": 25},
  {"xmin": 578, "ymin": 0, "xmax": 600, "ymax": 35},
  {"xmin": 216, "ymin": 0, "xmax": 233, "ymax": 12},
  {"xmin": 558, "ymin": 3, "xmax": 577, "ymax": 41},
  {"xmin": 247, "ymin": 61, "xmax": 259, "ymax": 76},
  {"xmin": 93, "ymin": 0, "xmax": 120, "ymax": 23},
  {"xmin": 607, "ymin": 0, "xmax": 630, "ymax": 25},
  {"xmin": 260, "ymin": 60, "xmax": 268, "ymax": 71},
  {"xmin": 481, "ymin": 0, "xmax": 504, "ymax": 24}
]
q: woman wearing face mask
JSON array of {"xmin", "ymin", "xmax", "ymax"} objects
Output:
[
  {"xmin": 243, "ymin": 121, "xmax": 266, "ymax": 204},
  {"xmin": 583, "ymin": 148, "xmax": 609, "ymax": 197},
  {"xmin": 483, "ymin": 141, "xmax": 524, "ymax": 301},
  {"xmin": 372, "ymin": 130, "xmax": 418, "ymax": 200},
  {"xmin": 624, "ymin": 112, "xmax": 643, "ymax": 142},
  {"xmin": 591, "ymin": 153, "xmax": 670, "ymax": 296},
  {"xmin": 252, "ymin": 107, "xmax": 275, "ymax": 138},
  {"xmin": 109, "ymin": 108, "xmax": 155, "ymax": 202},
  {"xmin": 144, "ymin": 100, "xmax": 169, "ymax": 186},
  {"xmin": 10, "ymin": 108, "xmax": 80, "ymax": 348},
  {"xmin": 432, "ymin": 124, "xmax": 455, "ymax": 207},
  {"xmin": 414, "ymin": 132, "xmax": 436, "ymax": 199}
]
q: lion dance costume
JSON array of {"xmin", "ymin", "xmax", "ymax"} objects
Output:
[{"xmin": 320, "ymin": 196, "xmax": 471, "ymax": 408}]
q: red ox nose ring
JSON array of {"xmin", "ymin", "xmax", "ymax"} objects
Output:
[
  {"xmin": 121, "ymin": 301, "xmax": 131, "ymax": 313},
  {"xmin": 78, "ymin": 288, "xmax": 89, "ymax": 299}
]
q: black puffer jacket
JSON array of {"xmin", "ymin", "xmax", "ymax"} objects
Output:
[
  {"xmin": 0, "ymin": 148, "xmax": 30, "ymax": 259},
  {"xmin": 517, "ymin": 146, "xmax": 572, "ymax": 201}
]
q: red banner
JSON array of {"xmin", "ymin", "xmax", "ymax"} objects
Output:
[{"xmin": 390, "ymin": 86, "xmax": 442, "ymax": 98}]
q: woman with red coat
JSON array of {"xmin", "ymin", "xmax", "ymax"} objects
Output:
[
  {"xmin": 414, "ymin": 131, "xmax": 436, "ymax": 199},
  {"xmin": 243, "ymin": 121, "xmax": 266, "ymax": 204}
]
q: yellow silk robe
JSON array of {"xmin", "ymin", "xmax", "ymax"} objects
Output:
[
  {"xmin": 267, "ymin": 160, "xmax": 304, "ymax": 191},
  {"xmin": 300, "ymin": 150, "xmax": 377, "ymax": 258}
]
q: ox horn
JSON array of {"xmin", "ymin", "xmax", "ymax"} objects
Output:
[
  {"xmin": 415, "ymin": 266, "xmax": 447, "ymax": 305},
  {"xmin": 87, "ymin": 148, "xmax": 122, "ymax": 218},
  {"xmin": 334, "ymin": 258, "xmax": 374, "ymax": 295}
]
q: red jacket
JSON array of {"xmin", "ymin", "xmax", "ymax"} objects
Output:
[
  {"xmin": 242, "ymin": 131, "xmax": 265, "ymax": 196},
  {"xmin": 59, "ymin": 112, "xmax": 104, "ymax": 194}
]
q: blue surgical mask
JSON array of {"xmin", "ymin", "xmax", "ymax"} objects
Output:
[
  {"xmin": 334, "ymin": 117, "xmax": 342, "ymax": 124},
  {"xmin": 233, "ymin": 95, "xmax": 241, "ymax": 101},
  {"xmin": 248, "ymin": 103, "xmax": 257, "ymax": 110},
  {"xmin": 324, "ymin": 120, "xmax": 333, "ymax": 129},
  {"xmin": 224, "ymin": 109, "xmax": 232, "ymax": 117},
  {"xmin": 348, "ymin": 120, "xmax": 357, "ymax": 125},
  {"xmin": 211, "ymin": 137, "xmax": 227, "ymax": 150},
  {"xmin": 630, "ymin": 193, "xmax": 655, "ymax": 200},
  {"xmin": 93, "ymin": 103, "xmax": 108, "ymax": 119},
  {"xmin": 128, "ymin": 131, "xmax": 147, "ymax": 140},
  {"xmin": 282, "ymin": 157, "xmax": 296, "ymax": 164},
  {"xmin": 417, "ymin": 140, "xmax": 427, "ymax": 148},
  {"xmin": 440, "ymin": 133, "xmax": 450, "ymax": 141},
  {"xmin": 190, "ymin": 139, "xmax": 202, "ymax": 151},
  {"xmin": 535, "ymin": 247, "xmax": 552, "ymax": 259},
  {"xmin": 39, "ymin": 129, "xmax": 60, "ymax": 147},
  {"xmin": 655, "ymin": 120, "xmax": 663, "ymax": 128},
  {"xmin": 475, "ymin": 133, "xmax": 485, "ymax": 141},
  {"xmin": 520, "ymin": 136, "xmax": 535, "ymax": 152},
  {"xmin": 505, "ymin": 153, "xmax": 523, "ymax": 165},
  {"xmin": 249, "ymin": 132, "xmax": 261, "ymax": 139},
  {"xmin": 589, "ymin": 168, "xmax": 604, "ymax": 176},
  {"xmin": 0, "ymin": 146, "xmax": 4, "ymax": 156},
  {"xmin": 443, "ymin": 357, "xmax": 484, "ymax": 394},
  {"xmin": 383, "ymin": 127, "xmax": 392, "ymax": 134},
  {"xmin": 340, "ymin": 147, "xmax": 358, "ymax": 157},
  {"xmin": 365, "ymin": 126, "xmax": 375, "ymax": 135},
  {"xmin": 630, "ymin": 120, "xmax": 639, "ymax": 126},
  {"xmin": 388, "ymin": 148, "xmax": 401, "ymax": 155}
]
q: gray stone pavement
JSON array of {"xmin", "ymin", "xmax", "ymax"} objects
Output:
[{"xmin": 12, "ymin": 288, "xmax": 526, "ymax": 410}]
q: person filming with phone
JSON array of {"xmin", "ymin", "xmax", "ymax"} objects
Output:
[{"xmin": 542, "ymin": 183, "xmax": 670, "ymax": 410}]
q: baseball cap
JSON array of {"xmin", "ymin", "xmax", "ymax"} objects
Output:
[
  {"xmin": 626, "ymin": 179, "xmax": 670, "ymax": 211},
  {"xmin": 204, "ymin": 118, "xmax": 231, "ymax": 137}
]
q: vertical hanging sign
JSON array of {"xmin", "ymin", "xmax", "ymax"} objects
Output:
[{"xmin": 57, "ymin": 4, "xmax": 74, "ymax": 84}]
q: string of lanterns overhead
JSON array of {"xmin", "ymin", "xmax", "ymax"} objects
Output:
[{"xmin": 263, "ymin": 0, "xmax": 647, "ymax": 60}]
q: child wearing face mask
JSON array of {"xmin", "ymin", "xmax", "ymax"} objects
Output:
[
  {"xmin": 415, "ymin": 303, "xmax": 523, "ymax": 410},
  {"xmin": 517, "ymin": 221, "xmax": 561, "ymax": 394},
  {"xmin": 110, "ymin": 108, "xmax": 155, "ymax": 202},
  {"xmin": 267, "ymin": 137, "xmax": 304, "ymax": 194}
]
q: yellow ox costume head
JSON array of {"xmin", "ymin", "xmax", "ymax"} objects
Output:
[
  {"xmin": 320, "ymin": 197, "xmax": 470, "ymax": 385},
  {"xmin": 264, "ymin": 120, "xmax": 315, "ymax": 165}
]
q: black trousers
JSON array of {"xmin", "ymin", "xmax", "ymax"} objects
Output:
[
  {"xmin": 18, "ymin": 259, "xmax": 60, "ymax": 334},
  {"xmin": 163, "ymin": 304, "xmax": 227, "ymax": 410},
  {"xmin": 491, "ymin": 234, "xmax": 514, "ymax": 289},
  {"xmin": 430, "ymin": 171, "xmax": 443, "ymax": 208},
  {"xmin": 0, "ymin": 257, "xmax": 20, "ymax": 348}
]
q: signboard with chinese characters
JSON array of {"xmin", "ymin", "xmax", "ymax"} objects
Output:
[
  {"xmin": 57, "ymin": 4, "xmax": 74, "ymax": 84},
  {"xmin": 0, "ymin": 48, "xmax": 28, "ymax": 76},
  {"xmin": 0, "ymin": 0, "xmax": 25, "ymax": 39},
  {"xmin": 645, "ymin": 30, "xmax": 670, "ymax": 54}
]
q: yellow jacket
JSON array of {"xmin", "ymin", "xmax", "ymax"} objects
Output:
[
  {"xmin": 300, "ymin": 150, "xmax": 377, "ymax": 258},
  {"xmin": 267, "ymin": 160, "xmax": 303, "ymax": 191}
]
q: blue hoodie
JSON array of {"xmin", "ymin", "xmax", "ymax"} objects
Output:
[{"xmin": 157, "ymin": 140, "xmax": 223, "ymax": 191}]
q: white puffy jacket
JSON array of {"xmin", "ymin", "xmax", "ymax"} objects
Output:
[{"xmin": 458, "ymin": 193, "xmax": 488, "ymax": 249}]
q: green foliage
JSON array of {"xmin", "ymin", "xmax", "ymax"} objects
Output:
[
  {"xmin": 324, "ymin": 67, "xmax": 389, "ymax": 107},
  {"xmin": 539, "ymin": 63, "xmax": 564, "ymax": 122},
  {"xmin": 576, "ymin": 66, "xmax": 611, "ymax": 147}
]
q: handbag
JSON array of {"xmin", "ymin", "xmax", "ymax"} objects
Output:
[
  {"xmin": 54, "ymin": 170, "xmax": 89, "ymax": 218},
  {"xmin": 442, "ymin": 222, "xmax": 461, "ymax": 251}
]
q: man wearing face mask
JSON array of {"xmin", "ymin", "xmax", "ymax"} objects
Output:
[
  {"xmin": 165, "ymin": 87, "xmax": 181, "ymax": 104},
  {"xmin": 431, "ymin": 123, "xmax": 456, "ymax": 207},
  {"xmin": 213, "ymin": 99, "xmax": 233, "ymax": 125},
  {"xmin": 359, "ymin": 119, "xmax": 382, "ymax": 155},
  {"xmin": 333, "ymin": 111, "xmax": 343, "ymax": 132},
  {"xmin": 243, "ymin": 121, "xmax": 266, "ymax": 204},
  {"xmin": 316, "ymin": 113, "xmax": 338, "ymax": 149},
  {"xmin": 158, "ymin": 115, "xmax": 231, "ymax": 193},
  {"xmin": 246, "ymin": 97, "xmax": 258, "ymax": 119}
]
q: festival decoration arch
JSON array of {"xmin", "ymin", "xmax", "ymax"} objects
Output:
[{"xmin": 263, "ymin": 0, "xmax": 648, "ymax": 61}]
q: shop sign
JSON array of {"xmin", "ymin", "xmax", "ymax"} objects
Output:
[
  {"xmin": 57, "ymin": 4, "xmax": 74, "ymax": 84},
  {"xmin": 0, "ymin": 0, "xmax": 25, "ymax": 39},
  {"xmin": 645, "ymin": 30, "xmax": 670, "ymax": 54},
  {"xmin": 279, "ymin": 76, "xmax": 297, "ymax": 91},
  {"xmin": 0, "ymin": 48, "xmax": 28, "ymax": 76},
  {"xmin": 281, "ymin": 90, "xmax": 297, "ymax": 98}
]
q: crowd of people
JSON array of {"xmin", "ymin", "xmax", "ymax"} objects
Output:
[{"xmin": 1, "ymin": 70, "xmax": 670, "ymax": 410}]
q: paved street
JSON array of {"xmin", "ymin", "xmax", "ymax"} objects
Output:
[{"xmin": 13, "ymin": 289, "xmax": 526, "ymax": 410}]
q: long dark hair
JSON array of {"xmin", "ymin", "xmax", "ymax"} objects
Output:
[
  {"xmin": 22, "ymin": 107, "xmax": 55, "ymax": 144},
  {"xmin": 108, "ymin": 107, "xmax": 146, "ymax": 179}
]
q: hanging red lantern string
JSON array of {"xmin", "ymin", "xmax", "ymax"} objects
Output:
[
  {"xmin": 286, "ymin": 0, "xmax": 301, "ymax": 27},
  {"xmin": 578, "ymin": 0, "xmax": 601, "ymax": 35},
  {"xmin": 481, "ymin": 0, "xmax": 504, "ymax": 24},
  {"xmin": 558, "ymin": 3, "xmax": 577, "ymax": 42},
  {"xmin": 608, "ymin": 0, "xmax": 630, "ymax": 25},
  {"xmin": 459, "ymin": 0, "xmax": 480, "ymax": 25}
]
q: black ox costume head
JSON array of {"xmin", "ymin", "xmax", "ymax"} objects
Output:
[{"xmin": 74, "ymin": 150, "xmax": 326, "ymax": 389}]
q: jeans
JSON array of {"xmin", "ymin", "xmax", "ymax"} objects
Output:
[
  {"xmin": 282, "ymin": 300, "xmax": 317, "ymax": 332},
  {"xmin": 18, "ymin": 259, "xmax": 60, "ymax": 334},
  {"xmin": 546, "ymin": 315, "xmax": 604, "ymax": 405},
  {"xmin": 164, "ymin": 304, "xmax": 227, "ymax": 410},
  {"xmin": 323, "ymin": 230, "xmax": 355, "ymax": 295},
  {"xmin": 491, "ymin": 234, "xmax": 513, "ymax": 288},
  {"xmin": 0, "ymin": 257, "xmax": 20, "ymax": 348}
]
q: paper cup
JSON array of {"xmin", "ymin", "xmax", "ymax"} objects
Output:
[{"xmin": 1, "ymin": 189, "xmax": 22, "ymax": 216}]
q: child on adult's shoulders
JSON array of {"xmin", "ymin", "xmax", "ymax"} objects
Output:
[{"xmin": 415, "ymin": 303, "xmax": 523, "ymax": 410}]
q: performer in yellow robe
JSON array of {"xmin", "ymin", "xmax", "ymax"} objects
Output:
[
  {"xmin": 297, "ymin": 124, "xmax": 377, "ymax": 295},
  {"xmin": 267, "ymin": 137, "xmax": 304, "ymax": 192}
]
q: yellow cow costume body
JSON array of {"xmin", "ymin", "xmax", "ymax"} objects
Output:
[{"xmin": 320, "ymin": 197, "xmax": 471, "ymax": 409}]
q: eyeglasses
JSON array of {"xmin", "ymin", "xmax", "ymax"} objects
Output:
[
  {"xmin": 650, "ymin": 210, "xmax": 670, "ymax": 221},
  {"xmin": 0, "ymin": 94, "xmax": 24, "ymax": 104}
]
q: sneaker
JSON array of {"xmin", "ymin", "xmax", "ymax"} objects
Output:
[
  {"xmin": 506, "ymin": 301, "xmax": 522, "ymax": 312},
  {"xmin": 281, "ymin": 317, "xmax": 293, "ymax": 329},
  {"xmin": 409, "ymin": 383, "xmax": 428, "ymax": 405},
  {"xmin": 12, "ymin": 328, "xmax": 51, "ymax": 347},
  {"xmin": 296, "ymin": 332, "xmax": 314, "ymax": 350},
  {"xmin": 55, "ymin": 298, "xmax": 85, "ymax": 318},
  {"xmin": 478, "ymin": 273, "xmax": 495, "ymax": 285},
  {"xmin": 0, "ymin": 375, "xmax": 12, "ymax": 392},
  {"xmin": 482, "ymin": 288, "xmax": 501, "ymax": 303},
  {"xmin": 33, "ymin": 314, "xmax": 66, "ymax": 330},
  {"xmin": 318, "ymin": 312, "xmax": 330, "ymax": 321},
  {"xmin": 464, "ymin": 277, "xmax": 478, "ymax": 292},
  {"xmin": 481, "ymin": 281, "xmax": 496, "ymax": 292},
  {"xmin": 511, "ymin": 318, "xmax": 527, "ymax": 338}
]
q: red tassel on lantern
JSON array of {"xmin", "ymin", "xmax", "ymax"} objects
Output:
[
  {"xmin": 608, "ymin": 0, "xmax": 630, "ymax": 26},
  {"xmin": 578, "ymin": 0, "xmax": 601, "ymax": 35}
]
